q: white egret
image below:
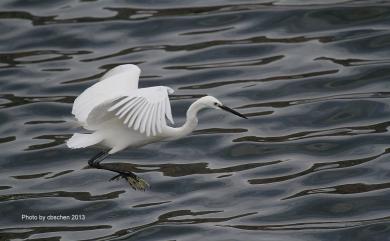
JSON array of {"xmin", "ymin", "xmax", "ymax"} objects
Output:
[{"xmin": 67, "ymin": 64, "xmax": 247, "ymax": 190}]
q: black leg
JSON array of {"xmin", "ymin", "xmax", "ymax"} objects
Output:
[
  {"xmin": 87, "ymin": 150, "xmax": 149, "ymax": 191},
  {"xmin": 88, "ymin": 150, "xmax": 109, "ymax": 167}
]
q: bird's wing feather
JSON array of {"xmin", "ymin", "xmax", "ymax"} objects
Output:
[
  {"xmin": 106, "ymin": 86, "xmax": 175, "ymax": 136},
  {"xmin": 84, "ymin": 86, "xmax": 174, "ymax": 136},
  {"xmin": 72, "ymin": 64, "xmax": 140, "ymax": 125}
]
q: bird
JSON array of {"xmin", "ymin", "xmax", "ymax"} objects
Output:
[{"xmin": 67, "ymin": 64, "xmax": 247, "ymax": 190}]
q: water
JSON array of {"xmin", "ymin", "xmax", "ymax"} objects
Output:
[{"xmin": 1, "ymin": 0, "xmax": 390, "ymax": 240}]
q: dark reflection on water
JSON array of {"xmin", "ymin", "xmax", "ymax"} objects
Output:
[
  {"xmin": 0, "ymin": 190, "xmax": 125, "ymax": 202},
  {"xmin": 248, "ymin": 147, "xmax": 390, "ymax": 185},
  {"xmin": 0, "ymin": 225, "xmax": 112, "ymax": 241},
  {"xmin": 1, "ymin": 0, "xmax": 390, "ymax": 240}
]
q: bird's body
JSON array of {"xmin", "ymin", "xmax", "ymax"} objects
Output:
[
  {"xmin": 67, "ymin": 64, "xmax": 246, "ymax": 189},
  {"xmin": 69, "ymin": 110, "xmax": 197, "ymax": 153}
]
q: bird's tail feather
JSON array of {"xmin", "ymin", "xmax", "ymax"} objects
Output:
[{"xmin": 67, "ymin": 133, "xmax": 102, "ymax": 149}]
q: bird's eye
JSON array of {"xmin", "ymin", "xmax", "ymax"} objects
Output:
[{"xmin": 214, "ymin": 102, "xmax": 218, "ymax": 106}]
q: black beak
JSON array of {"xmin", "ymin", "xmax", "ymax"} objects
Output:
[{"xmin": 219, "ymin": 105, "xmax": 248, "ymax": 119}]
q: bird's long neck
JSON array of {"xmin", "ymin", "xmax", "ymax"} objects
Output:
[{"xmin": 165, "ymin": 100, "xmax": 204, "ymax": 139}]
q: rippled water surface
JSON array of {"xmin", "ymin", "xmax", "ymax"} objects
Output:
[{"xmin": 1, "ymin": 0, "xmax": 390, "ymax": 240}]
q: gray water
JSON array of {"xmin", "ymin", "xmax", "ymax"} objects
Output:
[{"xmin": 1, "ymin": 0, "xmax": 390, "ymax": 240}]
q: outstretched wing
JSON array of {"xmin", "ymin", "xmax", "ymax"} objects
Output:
[
  {"xmin": 107, "ymin": 86, "xmax": 174, "ymax": 136},
  {"xmin": 86, "ymin": 86, "xmax": 175, "ymax": 136},
  {"xmin": 72, "ymin": 64, "xmax": 140, "ymax": 125}
]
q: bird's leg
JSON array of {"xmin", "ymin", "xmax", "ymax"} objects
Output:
[
  {"xmin": 87, "ymin": 150, "xmax": 149, "ymax": 190},
  {"xmin": 87, "ymin": 150, "xmax": 109, "ymax": 167}
]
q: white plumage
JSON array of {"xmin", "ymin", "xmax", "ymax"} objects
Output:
[
  {"xmin": 72, "ymin": 64, "xmax": 140, "ymax": 126},
  {"xmin": 67, "ymin": 64, "xmax": 247, "ymax": 155}
]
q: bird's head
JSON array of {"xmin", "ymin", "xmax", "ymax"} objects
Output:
[{"xmin": 198, "ymin": 96, "xmax": 247, "ymax": 119}]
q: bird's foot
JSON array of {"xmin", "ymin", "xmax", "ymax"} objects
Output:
[
  {"xmin": 110, "ymin": 173, "xmax": 150, "ymax": 191},
  {"xmin": 89, "ymin": 159, "xmax": 149, "ymax": 191}
]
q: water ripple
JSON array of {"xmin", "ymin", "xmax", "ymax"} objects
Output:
[
  {"xmin": 0, "ymin": 225, "xmax": 111, "ymax": 241},
  {"xmin": 223, "ymin": 216, "xmax": 390, "ymax": 231},
  {"xmin": 180, "ymin": 69, "xmax": 339, "ymax": 89},
  {"xmin": 248, "ymin": 148, "xmax": 390, "ymax": 185},
  {"xmin": 1, "ymin": 1, "xmax": 390, "ymax": 240},
  {"xmin": 0, "ymin": 190, "xmax": 124, "ymax": 202}
]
